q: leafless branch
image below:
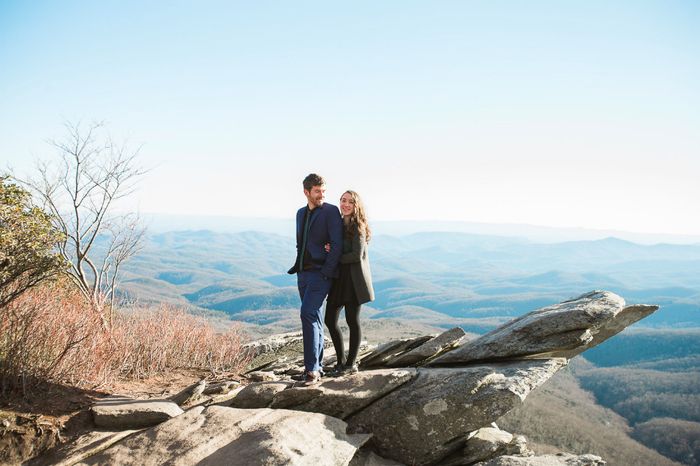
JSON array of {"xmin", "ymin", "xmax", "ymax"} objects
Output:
[{"xmin": 12, "ymin": 121, "xmax": 147, "ymax": 328}]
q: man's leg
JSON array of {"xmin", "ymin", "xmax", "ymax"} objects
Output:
[{"xmin": 299, "ymin": 271, "xmax": 331, "ymax": 372}]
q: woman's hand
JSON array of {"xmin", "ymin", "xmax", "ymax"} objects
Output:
[{"xmin": 324, "ymin": 243, "xmax": 331, "ymax": 252}]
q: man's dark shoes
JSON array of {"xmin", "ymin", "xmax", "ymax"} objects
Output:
[{"xmin": 303, "ymin": 370, "xmax": 322, "ymax": 386}]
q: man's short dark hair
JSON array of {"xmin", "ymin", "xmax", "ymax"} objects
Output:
[{"xmin": 303, "ymin": 173, "xmax": 325, "ymax": 191}]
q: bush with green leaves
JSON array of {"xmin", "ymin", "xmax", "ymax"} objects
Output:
[{"xmin": 0, "ymin": 176, "xmax": 65, "ymax": 308}]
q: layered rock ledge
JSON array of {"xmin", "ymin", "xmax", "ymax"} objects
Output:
[{"xmin": 45, "ymin": 290, "xmax": 656, "ymax": 465}]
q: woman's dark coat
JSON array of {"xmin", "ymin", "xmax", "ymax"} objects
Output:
[{"xmin": 340, "ymin": 228, "xmax": 374, "ymax": 304}]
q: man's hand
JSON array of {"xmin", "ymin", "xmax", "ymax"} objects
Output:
[{"xmin": 324, "ymin": 242, "xmax": 331, "ymax": 252}]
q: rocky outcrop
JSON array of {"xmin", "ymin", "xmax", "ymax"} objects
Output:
[
  {"xmin": 90, "ymin": 397, "xmax": 184, "ymax": 429},
  {"xmin": 347, "ymin": 360, "xmax": 565, "ymax": 464},
  {"xmin": 429, "ymin": 291, "xmax": 656, "ymax": 365},
  {"xmin": 58, "ymin": 291, "xmax": 655, "ymax": 465},
  {"xmin": 81, "ymin": 406, "xmax": 371, "ymax": 466},
  {"xmin": 231, "ymin": 291, "xmax": 652, "ymax": 465}
]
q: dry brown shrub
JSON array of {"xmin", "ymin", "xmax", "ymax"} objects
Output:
[
  {"xmin": 0, "ymin": 282, "xmax": 250, "ymax": 393},
  {"xmin": 111, "ymin": 305, "xmax": 250, "ymax": 379},
  {"xmin": 0, "ymin": 281, "xmax": 111, "ymax": 392}
]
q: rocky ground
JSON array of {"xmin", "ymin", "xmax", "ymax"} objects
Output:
[
  {"xmin": 7, "ymin": 291, "xmax": 657, "ymax": 465},
  {"xmin": 0, "ymin": 370, "xmax": 207, "ymax": 465}
]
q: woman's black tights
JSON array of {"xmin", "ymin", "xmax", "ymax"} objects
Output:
[{"xmin": 324, "ymin": 303, "xmax": 362, "ymax": 366}]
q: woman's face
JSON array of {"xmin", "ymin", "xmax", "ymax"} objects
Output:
[{"xmin": 340, "ymin": 192, "xmax": 355, "ymax": 217}]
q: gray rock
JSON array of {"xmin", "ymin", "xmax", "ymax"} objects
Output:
[
  {"xmin": 474, "ymin": 453, "xmax": 605, "ymax": 466},
  {"xmin": 270, "ymin": 369, "xmax": 417, "ymax": 418},
  {"xmin": 441, "ymin": 427, "xmax": 531, "ymax": 465},
  {"xmin": 227, "ymin": 381, "xmax": 293, "ymax": 408},
  {"xmin": 386, "ymin": 327, "xmax": 466, "ymax": 366},
  {"xmin": 81, "ymin": 405, "xmax": 371, "ymax": 466},
  {"xmin": 359, "ymin": 336, "xmax": 432, "ymax": 368},
  {"xmin": 91, "ymin": 397, "xmax": 184, "ymax": 429},
  {"xmin": 348, "ymin": 359, "xmax": 567, "ymax": 465},
  {"xmin": 430, "ymin": 291, "xmax": 657, "ymax": 365}
]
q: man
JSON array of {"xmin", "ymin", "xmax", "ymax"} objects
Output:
[{"xmin": 288, "ymin": 173, "xmax": 343, "ymax": 386}]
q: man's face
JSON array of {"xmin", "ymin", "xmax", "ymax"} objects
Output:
[{"xmin": 304, "ymin": 184, "xmax": 326, "ymax": 209}]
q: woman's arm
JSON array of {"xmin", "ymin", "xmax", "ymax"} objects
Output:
[{"xmin": 340, "ymin": 230, "xmax": 366, "ymax": 264}]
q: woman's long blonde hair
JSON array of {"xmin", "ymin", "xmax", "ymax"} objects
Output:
[{"xmin": 343, "ymin": 190, "xmax": 371, "ymax": 242}]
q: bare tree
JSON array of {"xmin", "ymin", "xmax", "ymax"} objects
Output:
[{"xmin": 15, "ymin": 121, "xmax": 147, "ymax": 329}]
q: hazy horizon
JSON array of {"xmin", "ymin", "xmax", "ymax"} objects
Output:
[{"xmin": 141, "ymin": 212, "xmax": 700, "ymax": 245}]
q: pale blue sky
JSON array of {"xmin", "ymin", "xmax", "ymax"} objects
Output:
[{"xmin": 1, "ymin": 1, "xmax": 699, "ymax": 235}]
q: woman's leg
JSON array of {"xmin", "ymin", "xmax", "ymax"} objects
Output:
[
  {"xmin": 345, "ymin": 304, "xmax": 362, "ymax": 366},
  {"xmin": 324, "ymin": 303, "xmax": 345, "ymax": 366}
]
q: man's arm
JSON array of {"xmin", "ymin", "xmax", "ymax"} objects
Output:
[
  {"xmin": 321, "ymin": 206, "xmax": 343, "ymax": 278},
  {"xmin": 287, "ymin": 208, "xmax": 302, "ymax": 274}
]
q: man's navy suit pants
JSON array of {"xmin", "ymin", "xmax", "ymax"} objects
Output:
[{"xmin": 297, "ymin": 270, "xmax": 331, "ymax": 372}]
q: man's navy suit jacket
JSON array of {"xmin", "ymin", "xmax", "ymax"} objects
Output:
[{"xmin": 288, "ymin": 202, "xmax": 343, "ymax": 279}]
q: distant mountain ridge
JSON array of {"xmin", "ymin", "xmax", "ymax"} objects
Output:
[
  {"xmin": 143, "ymin": 213, "xmax": 700, "ymax": 245},
  {"xmin": 119, "ymin": 229, "xmax": 700, "ymax": 332}
]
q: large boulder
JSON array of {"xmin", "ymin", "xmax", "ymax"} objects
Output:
[
  {"xmin": 81, "ymin": 405, "xmax": 371, "ymax": 466},
  {"xmin": 91, "ymin": 397, "xmax": 184, "ymax": 429},
  {"xmin": 429, "ymin": 291, "xmax": 657, "ymax": 365},
  {"xmin": 270, "ymin": 369, "xmax": 417, "ymax": 418},
  {"xmin": 347, "ymin": 359, "xmax": 566, "ymax": 465}
]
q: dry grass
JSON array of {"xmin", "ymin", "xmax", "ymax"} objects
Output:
[
  {"xmin": 111, "ymin": 305, "xmax": 249, "ymax": 379},
  {"xmin": 0, "ymin": 281, "xmax": 249, "ymax": 394}
]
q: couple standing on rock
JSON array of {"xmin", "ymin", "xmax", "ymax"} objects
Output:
[{"xmin": 287, "ymin": 173, "xmax": 375, "ymax": 386}]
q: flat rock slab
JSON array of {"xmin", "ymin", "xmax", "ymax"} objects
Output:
[
  {"xmin": 91, "ymin": 397, "xmax": 184, "ymax": 429},
  {"xmin": 430, "ymin": 291, "xmax": 657, "ymax": 365},
  {"xmin": 270, "ymin": 369, "xmax": 417, "ymax": 419},
  {"xmin": 81, "ymin": 405, "xmax": 371, "ymax": 466},
  {"xmin": 29, "ymin": 429, "xmax": 140, "ymax": 466},
  {"xmin": 474, "ymin": 453, "xmax": 605, "ymax": 466},
  {"xmin": 348, "ymin": 359, "xmax": 567, "ymax": 465}
]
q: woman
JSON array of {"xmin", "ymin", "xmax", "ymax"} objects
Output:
[{"xmin": 325, "ymin": 190, "xmax": 374, "ymax": 374}]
